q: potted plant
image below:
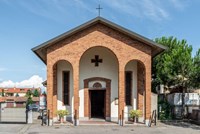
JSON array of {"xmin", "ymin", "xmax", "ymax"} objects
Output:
[
  {"xmin": 129, "ymin": 109, "xmax": 142, "ymax": 123},
  {"xmin": 56, "ymin": 110, "xmax": 69, "ymax": 124}
]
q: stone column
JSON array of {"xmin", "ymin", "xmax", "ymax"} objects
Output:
[
  {"xmin": 105, "ymin": 80, "xmax": 111, "ymax": 121},
  {"xmin": 27, "ymin": 110, "xmax": 33, "ymax": 124},
  {"xmin": 137, "ymin": 62, "xmax": 145, "ymax": 122},
  {"xmin": 84, "ymin": 88, "xmax": 89, "ymax": 119},
  {"xmin": 73, "ymin": 64, "xmax": 79, "ymax": 126},
  {"xmin": 52, "ymin": 65, "xmax": 57, "ymax": 118},
  {"xmin": 47, "ymin": 63, "xmax": 53, "ymax": 125},
  {"xmin": 145, "ymin": 62, "xmax": 151, "ymax": 126},
  {"xmin": 118, "ymin": 66, "xmax": 125, "ymax": 126}
]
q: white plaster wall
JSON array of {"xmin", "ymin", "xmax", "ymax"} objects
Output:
[
  {"xmin": 56, "ymin": 61, "xmax": 74, "ymax": 121},
  {"xmin": 79, "ymin": 47, "xmax": 118, "ymax": 121},
  {"xmin": 0, "ymin": 103, "xmax": 6, "ymax": 109},
  {"xmin": 151, "ymin": 93, "xmax": 158, "ymax": 119},
  {"xmin": 13, "ymin": 93, "xmax": 26, "ymax": 97},
  {"xmin": 124, "ymin": 61, "xmax": 137, "ymax": 120}
]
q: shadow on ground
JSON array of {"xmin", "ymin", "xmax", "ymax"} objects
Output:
[
  {"xmin": 0, "ymin": 121, "xmax": 27, "ymax": 124},
  {"xmin": 160, "ymin": 120, "xmax": 200, "ymax": 130}
]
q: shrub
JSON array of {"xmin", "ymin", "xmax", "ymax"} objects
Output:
[
  {"xmin": 56, "ymin": 110, "xmax": 69, "ymax": 118},
  {"xmin": 129, "ymin": 110, "xmax": 142, "ymax": 119},
  {"xmin": 158, "ymin": 99, "xmax": 173, "ymax": 120}
]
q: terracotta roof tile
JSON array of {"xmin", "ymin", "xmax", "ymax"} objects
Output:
[
  {"xmin": 0, "ymin": 88, "xmax": 40, "ymax": 93},
  {"xmin": 0, "ymin": 97, "xmax": 39, "ymax": 102}
]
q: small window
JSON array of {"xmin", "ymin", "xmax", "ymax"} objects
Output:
[
  {"xmin": 63, "ymin": 71, "xmax": 70, "ymax": 105},
  {"xmin": 125, "ymin": 71, "xmax": 132, "ymax": 105},
  {"xmin": 93, "ymin": 82, "xmax": 102, "ymax": 88}
]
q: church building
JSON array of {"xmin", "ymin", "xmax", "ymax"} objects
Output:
[{"xmin": 32, "ymin": 17, "xmax": 166, "ymax": 125}]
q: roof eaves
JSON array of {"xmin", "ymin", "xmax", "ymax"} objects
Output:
[
  {"xmin": 32, "ymin": 17, "xmax": 101, "ymax": 52},
  {"xmin": 32, "ymin": 50, "xmax": 46, "ymax": 64},
  {"xmin": 98, "ymin": 17, "xmax": 167, "ymax": 50},
  {"xmin": 32, "ymin": 16, "xmax": 167, "ymax": 61}
]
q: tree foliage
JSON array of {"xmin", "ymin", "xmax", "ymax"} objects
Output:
[
  {"xmin": 153, "ymin": 36, "xmax": 199, "ymax": 118},
  {"xmin": 15, "ymin": 93, "xmax": 19, "ymax": 97},
  {"xmin": 153, "ymin": 36, "xmax": 193, "ymax": 90},
  {"xmin": 191, "ymin": 49, "xmax": 200, "ymax": 88},
  {"xmin": 1, "ymin": 89, "xmax": 5, "ymax": 97},
  {"xmin": 33, "ymin": 89, "xmax": 39, "ymax": 97},
  {"xmin": 26, "ymin": 90, "xmax": 33, "ymax": 106}
]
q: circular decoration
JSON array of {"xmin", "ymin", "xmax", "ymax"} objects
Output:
[{"xmin": 93, "ymin": 82, "xmax": 102, "ymax": 88}]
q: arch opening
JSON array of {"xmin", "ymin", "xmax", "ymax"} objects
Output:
[
  {"xmin": 52, "ymin": 60, "xmax": 74, "ymax": 122},
  {"xmin": 124, "ymin": 59, "xmax": 146, "ymax": 123},
  {"xmin": 79, "ymin": 46, "xmax": 119, "ymax": 122}
]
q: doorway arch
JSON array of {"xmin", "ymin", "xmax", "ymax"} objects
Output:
[{"xmin": 79, "ymin": 46, "xmax": 119, "ymax": 121}]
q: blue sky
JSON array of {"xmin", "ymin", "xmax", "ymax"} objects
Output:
[{"xmin": 0, "ymin": 0, "xmax": 199, "ymax": 87}]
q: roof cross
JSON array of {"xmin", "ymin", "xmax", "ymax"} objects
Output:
[{"xmin": 96, "ymin": 4, "xmax": 103, "ymax": 16}]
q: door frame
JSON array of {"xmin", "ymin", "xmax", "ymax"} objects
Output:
[{"xmin": 83, "ymin": 77, "xmax": 111, "ymax": 121}]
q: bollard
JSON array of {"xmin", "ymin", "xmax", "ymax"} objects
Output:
[
  {"xmin": 155, "ymin": 110, "xmax": 157, "ymax": 126},
  {"xmin": 74, "ymin": 110, "xmax": 77, "ymax": 126},
  {"xmin": 26, "ymin": 110, "xmax": 28, "ymax": 124},
  {"xmin": 119, "ymin": 115, "xmax": 122, "ymax": 126},
  {"xmin": 41, "ymin": 110, "xmax": 44, "ymax": 126},
  {"xmin": 122, "ymin": 110, "xmax": 124, "ymax": 126},
  {"xmin": 48, "ymin": 110, "xmax": 50, "ymax": 126}
]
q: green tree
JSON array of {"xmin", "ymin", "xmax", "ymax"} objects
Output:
[
  {"xmin": 26, "ymin": 90, "xmax": 33, "ymax": 106},
  {"xmin": 2, "ymin": 89, "xmax": 5, "ymax": 97},
  {"xmin": 191, "ymin": 49, "xmax": 200, "ymax": 88},
  {"xmin": 33, "ymin": 89, "xmax": 39, "ymax": 97},
  {"xmin": 42, "ymin": 91, "xmax": 46, "ymax": 96},
  {"xmin": 15, "ymin": 93, "xmax": 19, "ymax": 97},
  {"xmin": 153, "ymin": 36, "xmax": 193, "ymax": 118}
]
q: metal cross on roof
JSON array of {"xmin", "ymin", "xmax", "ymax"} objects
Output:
[{"xmin": 96, "ymin": 4, "xmax": 103, "ymax": 16}]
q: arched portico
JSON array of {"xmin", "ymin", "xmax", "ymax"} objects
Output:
[
  {"xmin": 79, "ymin": 46, "xmax": 119, "ymax": 122},
  {"xmin": 124, "ymin": 59, "xmax": 146, "ymax": 123},
  {"xmin": 49, "ymin": 60, "xmax": 74, "ymax": 122}
]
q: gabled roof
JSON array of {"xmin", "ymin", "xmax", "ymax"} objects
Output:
[{"xmin": 32, "ymin": 17, "xmax": 167, "ymax": 64}]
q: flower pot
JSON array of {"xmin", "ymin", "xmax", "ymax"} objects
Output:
[{"xmin": 60, "ymin": 117, "xmax": 64, "ymax": 124}]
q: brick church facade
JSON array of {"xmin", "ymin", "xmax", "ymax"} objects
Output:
[{"xmin": 32, "ymin": 17, "xmax": 166, "ymax": 125}]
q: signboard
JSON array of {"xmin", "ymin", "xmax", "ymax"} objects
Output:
[{"xmin": 39, "ymin": 94, "xmax": 46, "ymax": 110}]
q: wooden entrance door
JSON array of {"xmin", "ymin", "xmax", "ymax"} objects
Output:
[{"xmin": 89, "ymin": 90, "xmax": 105, "ymax": 119}]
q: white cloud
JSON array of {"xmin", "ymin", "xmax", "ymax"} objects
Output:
[
  {"xmin": 101, "ymin": 0, "xmax": 190, "ymax": 22},
  {"xmin": 0, "ymin": 75, "xmax": 44, "ymax": 88},
  {"xmin": 74, "ymin": 0, "xmax": 94, "ymax": 13},
  {"xmin": 169, "ymin": 0, "xmax": 188, "ymax": 10},
  {"xmin": 1, "ymin": 0, "xmax": 189, "ymax": 22},
  {"xmin": 101, "ymin": 0, "xmax": 170, "ymax": 21},
  {"xmin": 16, "ymin": 0, "xmax": 94, "ymax": 22}
]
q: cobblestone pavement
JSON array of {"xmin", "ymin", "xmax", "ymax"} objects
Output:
[{"xmin": 0, "ymin": 121, "xmax": 199, "ymax": 134}]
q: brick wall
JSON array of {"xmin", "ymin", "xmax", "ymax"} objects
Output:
[{"xmin": 46, "ymin": 23, "xmax": 152, "ymax": 121}]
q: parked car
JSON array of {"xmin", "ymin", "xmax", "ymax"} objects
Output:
[{"xmin": 28, "ymin": 104, "xmax": 39, "ymax": 112}]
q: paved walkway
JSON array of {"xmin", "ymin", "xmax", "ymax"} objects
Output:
[
  {"xmin": 27, "ymin": 121, "xmax": 200, "ymax": 134},
  {"xmin": 0, "ymin": 124, "xmax": 28, "ymax": 134},
  {"xmin": 0, "ymin": 121, "xmax": 199, "ymax": 134}
]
